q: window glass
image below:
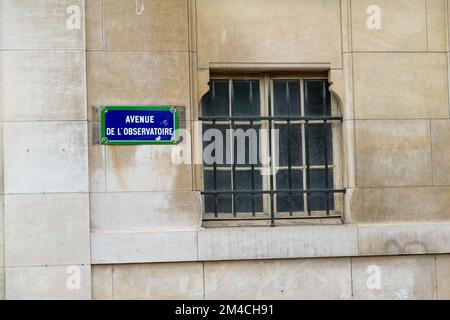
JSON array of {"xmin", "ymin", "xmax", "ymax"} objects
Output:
[
  {"xmin": 275, "ymin": 124, "xmax": 302, "ymax": 167},
  {"xmin": 305, "ymin": 80, "xmax": 331, "ymax": 116},
  {"xmin": 202, "ymin": 78, "xmax": 339, "ymax": 219},
  {"xmin": 308, "ymin": 169, "xmax": 334, "ymax": 211},
  {"xmin": 233, "ymin": 124, "xmax": 261, "ymax": 167},
  {"xmin": 204, "ymin": 170, "xmax": 232, "ymax": 213},
  {"xmin": 234, "ymin": 170, "xmax": 263, "ymax": 213},
  {"xmin": 232, "ymin": 80, "xmax": 260, "ymax": 116},
  {"xmin": 307, "ymin": 124, "xmax": 333, "ymax": 166},
  {"xmin": 276, "ymin": 169, "xmax": 304, "ymax": 212},
  {"xmin": 202, "ymin": 80, "xmax": 229, "ymax": 117},
  {"xmin": 202, "ymin": 124, "xmax": 230, "ymax": 167},
  {"xmin": 273, "ymin": 80, "xmax": 301, "ymax": 116}
]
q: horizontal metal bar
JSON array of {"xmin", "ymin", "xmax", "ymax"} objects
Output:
[
  {"xmin": 202, "ymin": 189, "xmax": 346, "ymax": 195},
  {"xmin": 200, "ymin": 115, "xmax": 343, "ymax": 122},
  {"xmin": 203, "ymin": 215, "xmax": 342, "ymax": 222}
]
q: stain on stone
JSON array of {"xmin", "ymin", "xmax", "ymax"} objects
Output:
[
  {"xmin": 385, "ymin": 240, "xmax": 428, "ymax": 255},
  {"xmin": 110, "ymin": 145, "xmax": 138, "ymax": 189}
]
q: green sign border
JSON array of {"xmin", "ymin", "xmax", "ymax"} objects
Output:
[{"xmin": 100, "ymin": 106, "xmax": 180, "ymax": 145}]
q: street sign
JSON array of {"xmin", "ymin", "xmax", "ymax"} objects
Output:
[{"xmin": 100, "ymin": 106, "xmax": 179, "ymax": 145}]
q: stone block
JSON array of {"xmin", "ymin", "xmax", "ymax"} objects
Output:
[
  {"xmin": 353, "ymin": 53, "xmax": 448, "ymax": 119},
  {"xmin": 88, "ymin": 121, "xmax": 106, "ymax": 192},
  {"xmin": 2, "ymin": 0, "xmax": 85, "ymax": 50},
  {"xmin": 198, "ymin": 225, "xmax": 358, "ymax": 261},
  {"xmin": 431, "ymin": 120, "xmax": 450, "ymax": 185},
  {"xmin": 103, "ymin": 0, "xmax": 188, "ymax": 51},
  {"xmin": 90, "ymin": 191, "xmax": 201, "ymax": 232},
  {"xmin": 426, "ymin": 0, "xmax": 447, "ymax": 51},
  {"xmin": 358, "ymin": 223, "xmax": 450, "ymax": 256},
  {"xmin": 104, "ymin": 144, "xmax": 192, "ymax": 192},
  {"xmin": 351, "ymin": 186, "xmax": 450, "ymax": 223},
  {"xmin": 87, "ymin": 52, "xmax": 190, "ymax": 121},
  {"xmin": 352, "ymin": 255, "xmax": 436, "ymax": 300},
  {"xmin": 2, "ymin": 51, "xmax": 86, "ymax": 121},
  {"xmin": 204, "ymin": 258, "xmax": 352, "ymax": 300},
  {"xmin": 6, "ymin": 265, "xmax": 91, "ymax": 300},
  {"xmin": 0, "ymin": 268, "xmax": 4, "ymax": 300},
  {"xmin": 86, "ymin": 0, "xmax": 102, "ymax": 50},
  {"xmin": 197, "ymin": 0, "xmax": 342, "ymax": 68},
  {"xmin": 351, "ymin": 0, "xmax": 427, "ymax": 51},
  {"xmin": 91, "ymin": 230, "xmax": 198, "ymax": 264},
  {"xmin": 112, "ymin": 263, "xmax": 203, "ymax": 300},
  {"xmin": 91, "ymin": 265, "xmax": 113, "ymax": 300},
  {"xmin": 355, "ymin": 120, "xmax": 432, "ymax": 188},
  {"xmin": 5, "ymin": 193, "xmax": 90, "ymax": 267},
  {"xmin": 437, "ymin": 255, "xmax": 450, "ymax": 300},
  {"xmin": 0, "ymin": 195, "xmax": 3, "ymax": 268},
  {"xmin": 3, "ymin": 121, "xmax": 89, "ymax": 194}
]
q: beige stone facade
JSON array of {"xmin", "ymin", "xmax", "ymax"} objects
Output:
[{"xmin": 1, "ymin": 0, "xmax": 450, "ymax": 300}]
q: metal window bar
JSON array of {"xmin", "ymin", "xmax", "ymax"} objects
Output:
[
  {"xmin": 304, "ymin": 82, "xmax": 312, "ymax": 216},
  {"xmin": 249, "ymin": 81, "xmax": 256, "ymax": 217},
  {"xmin": 203, "ymin": 189, "xmax": 347, "ymax": 195},
  {"xmin": 230, "ymin": 81, "xmax": 236, "ymax": 218},
  {"xmin": 202, "ymin": 79, "xmax": 345, "ymax": 224},
  {"xmin": 286, "ymin": 81, "xmax": 293, "ymax": 217},
  {"xmin": 201, "ymin": 115, "xmax": 342, "ymax": 121},
  {"xmin": 305, "ymin": 121, "xmax": 311, "ymax": 216},
  {"xmin": 212, "ymin": 81, "xmax": 218, "ymax": 218},
  {"xmin": 322, "ymin": 81, "xmax": 330, "ymax": 216},
  {"xmin": 269, "ymin": 87, "xmax": 276, "ymax": 227}
]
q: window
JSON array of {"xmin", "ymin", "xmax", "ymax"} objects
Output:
[{"xmin": 200, "ymin": 76, "xmax": 345, "ymax": 226}]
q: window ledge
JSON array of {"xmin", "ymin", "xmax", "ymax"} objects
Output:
[
  {"xmin": 208, "ymin": 62, "xmax": 331, "ymax": 73},
  {"xmin": 202, "ymin": 217, "xmax": 343, "ymax": 228},
  {"xmin": 90, "ymin": 223, "xmax": 450, "ymax": 265},
  {"xmin": 198, "ymin": 224, "xmax": 357, "ymax": 261}
]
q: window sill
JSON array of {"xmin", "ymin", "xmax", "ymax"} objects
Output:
[
  {"xmin": 90, "ymin": 223, "xmax": 450, "ymax": 265},
  {"xmin": 202, "ymin": 216, "xmax": 343, "ymax": 228}
]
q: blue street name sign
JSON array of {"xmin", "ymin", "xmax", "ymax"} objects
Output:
[{"xmin": 100, "ymin": 106, "xmax": 180, "ymax": 145}]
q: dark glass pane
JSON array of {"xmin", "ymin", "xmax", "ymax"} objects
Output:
[
  {"xmin": 276, "ymin": 169, "xmax": 304, "ymax": 212},
  {"xmin": 275, "ymin": 124, "xmax": 302, "ymax": 167},
  {"xmin": 233, "ymin": 125, "xmax": 261, "ymax": 167},
  {"xmin": 273, "ymin": 80, "xmax": 301, "ymax": 116},
  {"xmin": 308, "ymin": 169, "xmax": 334, "ymax": 212},
  {"xmin": 234, "ymin": 170, "xmax": 263, "ymax": 213},
  {"xmin": 202, "ymin": 124, "xmax": 230, "ymax": 167},
  {"xmin": 307, "ymin": 124, "xmax": 333, "ymax": 166},
  {"xmin": 201, "ymin": 80, "xmax": 229, "ymax": 117},
  {"xmin": 231, "ymin": 80, "xmax": 260, "ymax": 116},
  {"xmin": 204, "ymin": 170, "xmax": 232, "ymax": 213},
  {"xmin": 305, "ymin": 80, "xmax": 331, "ymax": 116}
]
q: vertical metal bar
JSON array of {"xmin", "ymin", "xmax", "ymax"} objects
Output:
[
  {"xmin": 286, "ymin": 81, "xmax": 293, "ymax": 216},
  {"xmin": 300, "ymin": 80, "xmax": 308, "ymax": 216},
  {"xmin": 231, "ymin": 80, "xmax": 236, "ymax": 217},
  {"xmin": 323, "ymin": 81, "xmax": 330, "ymax": 215},
  {"xmin": 304, "ymin": 81, "xmax": 312, "ymax": 216},
  {"xmin": 250, "ymin": 81, "xmax": 256, "ymax": 217},
  {"xmin": 212, "ymin": 81, "xmax": 218, "ymax": 217},
  {"xmin": 305, "ymin": 121, "xmax": 311, "ymax": 216},
  {"xmin": 268, "ymin": 81, "xmax": 275, "ymax": 226},
  {"xmin": 324, "ymin": 120, "xmax": 330, "ymax": 215},
  {"xmin": 213, "ymin": 160, "xmax": 218, "ymax": 217},
  {"xmin": 232, "ymin": 124, "xmax": 236, "ymax": 217}
]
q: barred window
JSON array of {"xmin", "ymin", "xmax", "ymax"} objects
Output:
[{"xmin": 200, "ymin": 76, "xmax": 345, "ymax": 226}]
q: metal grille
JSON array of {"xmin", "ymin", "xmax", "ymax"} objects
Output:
[{"xmin": 200, "ymin": 77, "xmax": 345, "ymax": 226}]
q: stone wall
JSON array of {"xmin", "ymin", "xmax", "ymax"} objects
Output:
[
  {"xmin": 0, "ymin": 0, "xmax": 91, "ymax": 299},
  {"xmin": 0, "ymin": 0, "xmax": 449, "ymax": 299},
  {"xmin": 0, "ymin": 0, "xmax": 4, "ymax": 297},
  {"xmin": 92, "ymin": 254, "xmax": 450, "ymax": 300}
]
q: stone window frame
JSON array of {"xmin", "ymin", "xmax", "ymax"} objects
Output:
[{"xmin": 198, "ymin": 73, "xmax": 344, "ymax": 227}]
